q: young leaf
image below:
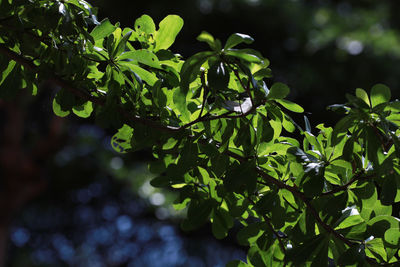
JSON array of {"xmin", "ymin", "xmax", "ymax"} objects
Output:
[{"xmin": 155, "ymin": 15, "xmax": 184, "ymax": 51}]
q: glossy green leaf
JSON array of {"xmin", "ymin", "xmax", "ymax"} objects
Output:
[
  {"xmin": 224, "ymin": 33, "xmax": 254, "ymax": 50},
  {"xmin": 225, "ymin": 50, "xmax": 262, "ymax": 63}
]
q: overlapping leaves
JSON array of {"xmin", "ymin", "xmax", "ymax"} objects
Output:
[{"xmin": 1, "ymin": 2, "xmax": 400, "ymax": 265}]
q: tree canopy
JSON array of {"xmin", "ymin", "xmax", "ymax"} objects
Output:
[{"xmin": 1, "ymin": 0, "xmax": 400, "ymax": 265}]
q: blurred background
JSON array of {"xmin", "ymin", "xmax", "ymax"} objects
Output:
[{"xmin": 3, "ymin": 0, "xmax": 400, "ymax": 266}]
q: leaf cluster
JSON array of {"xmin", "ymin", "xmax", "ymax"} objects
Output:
[{"xmin": 1, "ymin": 1, "xmax": 400, "ymax": 265}]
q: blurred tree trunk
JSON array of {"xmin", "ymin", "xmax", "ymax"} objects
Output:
[{"xmin": 0, "ymin": 94, "xmax": 66, "ymax": 266}]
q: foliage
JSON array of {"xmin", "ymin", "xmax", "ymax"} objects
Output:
[{"xmin": 1, "ymin": 0, "xmax": 400, "ymax": 265}]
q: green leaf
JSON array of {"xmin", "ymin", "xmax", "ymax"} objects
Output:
[
  {"xmin": 54, "ymin": 88, "xmax": 77, "ymax": 111},
  {"xmin": 212, "ymin": 207, "xmax": 233, "ymax": 239},
  {"xmin": 181, "ymin": 199, "xmax": 214, "ymax": 231},
  {"xmin": 286, "ymin": 236, "xmax": 324, "ymax": 265},
  {"xmin": 90, "ymin": 18, "xmax": 117, "ymax": 41},
  {"xmin": 172, "ymin": 87, "xmax": 190, "ymax": 122},
  {"xmin": 113, "ymin": 30, "xmax": 132, "ymax": 57},
  {"xmin": 118, "ymin": 50, "xmax": 161, "ymax": 69},
  {"xmin": 224, "ymin": 33, "xmax": 254, "ymax": 50},
  {"xmin": 304, "ymin": 115, "xmax": 312, "ymax": 133},
  {"xmin": 366, "ymin": 238, "xmax": 387, "ymax": 262},
  {"xmin": 180, "ymin": 51, "xmax": 213, "ymax": 94},
  {"xmin": 207, "ymin": 61, "xmax": 230, "ymax": 93},
  {"xmin": 111, "ymin": 124, "xmax": 133, "ymax": 153},
  {"xmin": 248, "ymin": 245, "xmax": 269, "ymax": 266},
  {"xmin": 381, "ymin": 174, "xmax": 398, "ymax": 205},
  {"xmin": 331, "ymin": 115, "xmax": 355, "ymax": 145},
  {"xmin": 225, "ymin": 161, "xmax": 257, "ymax": 193},
  {"xmin": 0, "ymin": 60, "xmax": 16, "ymax": 85},
  {"xmin": 237, "ymin": 222, "xmax": 264, "ymax": 246},
  {"xmin": 384, "ymin": 228, "xmax": 400, "ymax": 247},
  {"xmin": 197, "ymin": 31, "xmax": 220, "ymax": 51},
  {"xmin": 355, "ymin": 88, "xmax": 370, "ymax": 106},
  {"xmin": 225, "ymin": 50, "xmax": 263, "ymax": 63},
  {"xmin": 370, "ymin": 84, "xmax": 391, "ymax": 107},
  {"xmin": 197, "ymin": 166, "xmax": 210, "ymax": 185},
  {"xmin": 52, "ymin": 98, "xmax": 70, "ymax": 117},
  {"xmin": 150, "ymin": 176, "xmax": 173, "ymax": 188},
  {"xmin": 72, "ymin": 101, "xmax": 93, "ymax": 118},
  {"xmin": 302, "ymin": 170, "xmax": 324, "ymax": 197},
  {"xmin": 310, "ymin": 240, "xmax": 329, "ymax": 267},
  {"xmin": 134, "ymin": 14, "xmax": 156, "ymax": 34},
  {"xmin": 275, "ymin": 99, "xmax": 304, "ymax": 113},
  {"xmin": 119, "ymin": 61, "xmax": 158, "ymax": 85},
  {"xmin": 0, "ymin": 63, "xmax": 21, "ymax": 100},
  {"xmin": 267, "ymin": 82, "xmax": 290, "ymax": 99},
  {"xmin": 155, "ymin": 15, "xmax": 184, "ymax": 51},
  {"xmin": 337, "ymin": 245, "xmax": 365, "ymax": 266},
  {"xmin": 367, "ymin": 215, "xmax": 400, "ymax": 238}
]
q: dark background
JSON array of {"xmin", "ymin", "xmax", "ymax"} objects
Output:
[{"xmin": 5, "ymin": 0, "xmax": 400, "ymax": 266}]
